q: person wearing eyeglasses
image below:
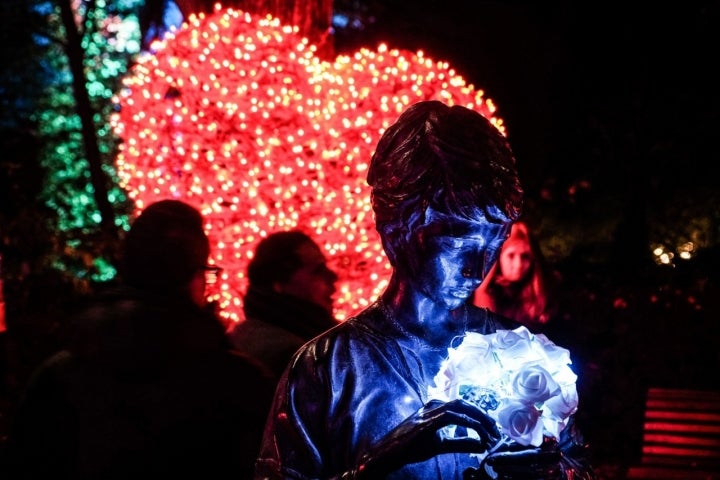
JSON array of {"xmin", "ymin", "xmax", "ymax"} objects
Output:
[
  {"xmin": 5, "ymin": 199, "xmax": 275, "ymax": 480},
  {"xmin": 228, "ymin": 230, "xmax": 340, "ymax": 380}
]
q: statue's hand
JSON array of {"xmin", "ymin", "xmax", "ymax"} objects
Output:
[
  {"xmin": 462, "ymin": 420, "xmax": 599, "ymax": 480},
  {"xmin": 483, "ymin": 437, "xmax": 563, "ymax": 480},
  {"xmin": 348, "ymin": 399, "xmax": 500, "ymax": 479}
]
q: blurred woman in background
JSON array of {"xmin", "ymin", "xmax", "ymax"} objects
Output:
[{"xmin": 472, "ymin": 221, "xmax": 558, "ymax": 331}]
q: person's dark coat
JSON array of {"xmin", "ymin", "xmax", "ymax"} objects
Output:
[
  {"xmin": 229, "ymin": 286, "xmax": 340, "ymax": 379},
  {"xmin": 6, "ymin": 286, "xmax": 275, "ymax": 480}
]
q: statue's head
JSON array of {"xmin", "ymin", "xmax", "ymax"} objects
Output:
[{"xmin": 367, "ymin": 100, "xmax": 523, "ymax": 277}]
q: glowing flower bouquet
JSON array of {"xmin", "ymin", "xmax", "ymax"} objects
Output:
[{"xmin": 428, "ymin": 326, "xmax": 579, "ymax": 448}]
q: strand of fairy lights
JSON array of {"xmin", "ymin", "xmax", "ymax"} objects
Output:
[{"xmin": 111, "ymin": 5, "xmax": 504, "ymax": 325}]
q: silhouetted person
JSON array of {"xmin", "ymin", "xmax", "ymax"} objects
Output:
[
  {"xmin": 6, "ymin": 199, "xmax": 275, "ymax": 480},
  {"xmin": 228, "ymin": 230, "xmax": 340, "ymax": 379},
  {"xmin": 255, "ymin": 101, "xmax": 596, "ymax": 479}
]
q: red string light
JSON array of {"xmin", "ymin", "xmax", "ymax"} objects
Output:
[{"xmin": 112, "ymin": 5, "xmax": 504, "ymax": 326}]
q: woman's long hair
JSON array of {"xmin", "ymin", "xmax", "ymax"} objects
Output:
[{"xmin": 473, "ymin": 221, "xmax": 556, "ymax": 328}]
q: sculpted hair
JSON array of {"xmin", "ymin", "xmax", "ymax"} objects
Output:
[{"xmin": 367, "ymin": 100, "xmax": 523, "ymax": 265}]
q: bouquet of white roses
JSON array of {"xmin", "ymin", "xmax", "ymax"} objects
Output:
[{"xmin": 428, "ymin": 326, "xmax": 579, "ymax": 448}]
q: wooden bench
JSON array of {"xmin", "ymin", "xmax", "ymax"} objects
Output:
[{"xmin": 625, "ymin": 387, "xmax": 720, "ymax": 479}]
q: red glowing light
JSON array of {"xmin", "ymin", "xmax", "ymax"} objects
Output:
[{"xmin": 112, "ymin": 5, "xmax": 504, "ymax": 326}]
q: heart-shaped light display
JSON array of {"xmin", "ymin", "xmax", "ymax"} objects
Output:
[{"xmin": 112, "ymin": 5, "xmax": 504, "ymax": 326}]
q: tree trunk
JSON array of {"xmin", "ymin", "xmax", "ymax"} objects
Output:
[{"xmin": 58, "ymin": 0, "xmax": 117, "ymax": 239}]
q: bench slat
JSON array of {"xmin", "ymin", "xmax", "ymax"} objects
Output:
[
  {"xmin": 626, "ymin": 388, "xmax": 720, "ymax": 479},
  {"xmin": 643, "ymin": 433, "xmax": 720, "ymax": 448}
]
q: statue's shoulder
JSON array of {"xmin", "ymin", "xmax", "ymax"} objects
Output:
[
  {"xmin": 300, "ymin": 303, "xmax": 386, "ymax": 356},
  {"xmin": 466, "ymin": 304, "xmax": 521, "ymax": 333}
]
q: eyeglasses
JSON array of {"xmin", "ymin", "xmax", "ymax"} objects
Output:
[{"xmin": 202, "ymin": 265, "xmax": 223, "ymax": 285}]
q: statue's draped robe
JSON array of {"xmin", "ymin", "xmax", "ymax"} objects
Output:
[{"xmin": 256, "ymin": 302, "xmax": 517, "ymax": 479}]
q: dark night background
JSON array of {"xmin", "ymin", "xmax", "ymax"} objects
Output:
[
  {"xmin": 337, "ymin": 1, "xmax": 719, "ymax": 203},
  {"xmin": 1, "ymin": 1, "xmax": 719, "ymax": 477},
  {"xmin": 332, "ymin": 2, "xmax": 720, "ymax": 475}
]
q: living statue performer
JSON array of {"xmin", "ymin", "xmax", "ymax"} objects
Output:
[{"xmin": 255, "ymin": 101, "xmax": 596, "ymax": 479}]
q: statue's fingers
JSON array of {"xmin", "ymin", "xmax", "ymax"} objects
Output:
[
  {"xmin": 486, "ymin": 447, "xmax": 561, "ymax": 467},
  {"xmin": 433, "ymin": 409, "xmax": 500, "ymax": 443},
  {"xmin": 437, "ymin": 435, "xmax": 490, "ymax": 454}
]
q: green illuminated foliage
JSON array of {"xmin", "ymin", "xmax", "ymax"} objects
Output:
[{"xmin": 26, "ymin": 0, "xmax": 143, "ymax": 281}]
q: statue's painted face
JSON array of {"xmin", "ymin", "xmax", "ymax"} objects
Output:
[{"xmin": 413, "ymin": 215, "xmax": 511, "ymax": 310}]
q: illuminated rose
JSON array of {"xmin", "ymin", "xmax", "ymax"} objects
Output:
[
  {"xmin": 456, "ymin": 332, "xmax": 492, "ymax": 351},
  {"xmin": 534, "ymin": 334, "xmax": 572, "ymax": 369},
  {"xmin": 427, "ymin": 366, "xmax": 454, "ymax": 401},
  {"xmin": 542, "ymin": 384, "xmax": 579, "ymax": 438},
  {"xmin": 429, "ymin": 326, "xmax": 580, "ymax": 450},
  {"xmin": 428, "ymin": 332, "xmax": 496, "ymax": 400},
  {"xmin": 495, "ymin": 399, "xmax": 544, "ymax": 447},
  {"xmin": 512, "ymin": 364, "xmax": 560, "ymax": 404},
  {"xmin": 453, "ymin": 333, "xmax": 503, "ymax": 384},
  {"xmin": 491, "ymin": 328, "xmax": 543, "ymax": 370},
  {"xmin": 492, "ymin": 327, "xmax": 530, "ymax": 349},
  {"xmin": 552, "ymin": 363, "xmax": 578, "ymax": 386},
  {"xmin": 543, "ymin": 383, "xmax": 579, "ymax": 420}
]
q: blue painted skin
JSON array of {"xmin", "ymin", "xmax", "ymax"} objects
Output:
[
  {"xmin": 410, "ymin": 209, "xmax": 510, "ymax": 311},
  {"xmin": 255, "ymin": 101, "xmax": 595, "ymax": 480}
]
